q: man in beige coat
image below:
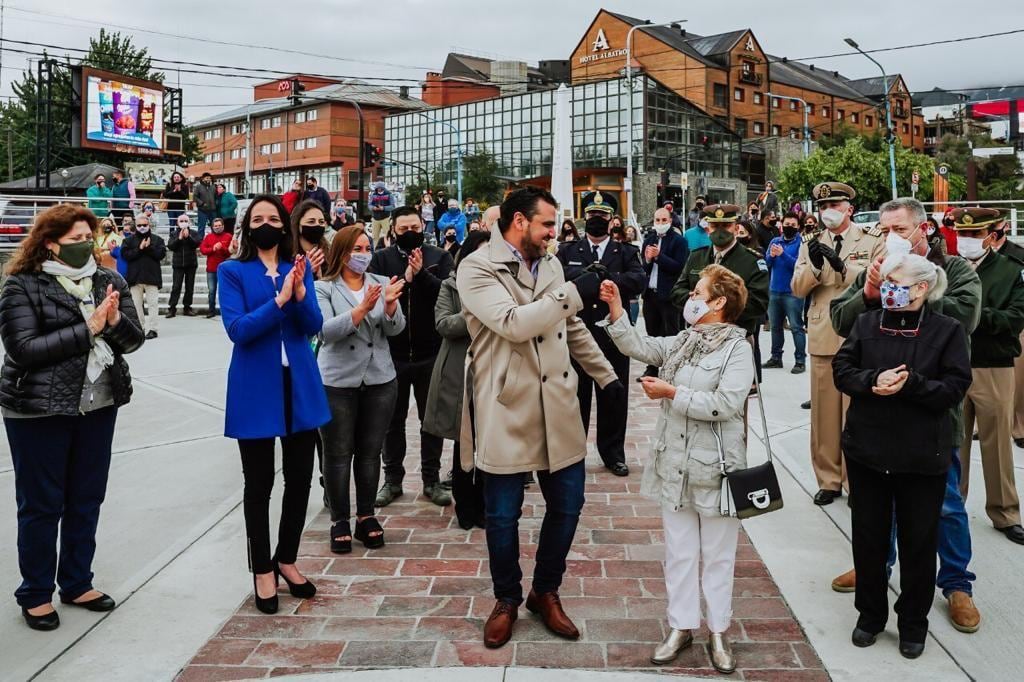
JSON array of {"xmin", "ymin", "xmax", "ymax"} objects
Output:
[
  {"xmin": 791, "ymin": 182, "xmax": 885, "ymax": 505},
  {"xmin": 457, "ymin": 187, "xmax": 619, "ymax": 650}
]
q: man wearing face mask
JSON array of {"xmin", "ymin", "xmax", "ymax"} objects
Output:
[
  {"xmin": 556, "ymin": 191, "xmax": 644, "ymax": 476},
  {"xmin": 791, "ymin": 182, "xmax": 885, "ymax": 506},
  {"xmin": 369, "ymin": 206, "xmax": 454, "ymax": 507},
  {"xmin": 829, "ymin": 197, "xmax": 983, "ymax": 631},
  {"xmin": 192, "ymin": 172, "xmax": 217, "ymax": 238},
  {"xmin": 303, "ymin": 176, "xmax": 333, "ymax": 217},
  {"xmin": 763, "ymin": 213, "xmax": 806, "ymax": 373},
  {"xmin": 755, "ymin": 210, "xmax": 779, "ymax": 254},
  {"xmin": 639, "ymin": 208, "xmax": 689, "ymax": 379},
  {"xmin": 670, "ymin": 204, "xmax": 769, "ymax": 346},
  {"xmin": 949, "ymin": 207, "xmax": 1024, "ymax": 545},
  {"xmin": 683, "ymin": 213, "xmax": 712, "ymax": 252},
  {"xmin": 166, "ymin": 214, "xmax": 200, "ymax": 318},
  {"xmin": 989, "ymin": 218, "xmax": 1024, "ymax": 449},
  {"xmin": 120, "ymin": 215, "xmax": 167, "ymax": 339},
  {"xmin": 686, "ymin": 195, "xmax": 706, "ymax": 229},
  {"xmin": 369, "ymin": 181, "xmax": 396, "ymax": 246}
]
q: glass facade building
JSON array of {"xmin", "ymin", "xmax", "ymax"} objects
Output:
[{"xmin": 384, "ymin": 76, "xmax": 740, "ymax": 190}]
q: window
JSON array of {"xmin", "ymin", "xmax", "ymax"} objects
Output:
[
  {"xmin": 272, "ymin": 116, "xmax": 282, "ymax": 128},
  {"xmin": 306, "ymin": 109, "xmax": 318, "ymax": 122},
  {"xmin": 789, "ymin": 99, "xmax": 797, "ymax": 111},
  {"xmin": 271, "ymin": 142, "xmax": 282, "ymax": 153},
  {"xmin": 753, "ymin": 92, "xmax": 762, "ymax": 105},
  {"xmin": 914, "ymin": 125, "xmax": 921, "ymax": 136},
  {"xmin": 203, "ymin": 130, "xmax": 212, "ymax": 141},
  {"xmin": 294, "ymin": 139, "xmax": 306, "ymax": 151},
  {"xmin": 789, "ymin": 127, "xmax": 800, "ymax": 138},
  {"xmin": 295, "ymin": 111, "xmax": 306, "ymax": 123},
  {"xmin": 259, "ymin": 144, "xmax": 271, "ymax": 154},
  {"xmin": 230, "ymin": 148, "xmax": 241, "ymax": 159},
  {"xmin": 203, "ymin": 153, "xmax": 212, "ymax": 162},
  {"xmin": 230, "ymin": 123, "xmax": 245, "ymax": 135},
  {"xmin": 837, "ymin": 109, "xmax": 845, "ymax": 120},
  {"xmin": 865, "ymin": 114, "xmax": 873, "ymax": 127},
  {"xmin": 742, "ymin": 61, "xmax": 754, "ymax": 76},
  {"xmin": 753, "ymin": 121, "xmax": 764, "ymax": 135},
  {"xmin": 770, "ymin": 97, "xmax": 779, "ymax": 109},
  {"xmin": 713, "ymin": 83, "xmax": 727, "ymax": 108},
  {"xmin": 902, "ymin": 123, "xmax": 909, "ymax": 134},
  {"xmin": 306, "ymin": 137, "xmax": 317, "ymax": 148},
  {"xmin": 771, "ymin": 124, "xmax": 781, "ymax": 136},
  {"xmin": 734, "ymin": 118, "xmax": 748, "ymax": 137},
  {"xmin": 207, "ymin": 152, "xmax": 221, "ymax": 162},
  {"xmin": 822, "ymin": 105, "xmax": 831, "ymax": 118},
  {"xmin": 851, "ymin": 112, "xmax": 859, "ymax": 124},
  {"xmin": 806, "ymin": 103, "xmax": 815, "ymax": 116},
  {"xmin": 348, "ymin": 170, "xmax": 361, "ymax": 191},
  {"xmin": 260, "ymin": 118, "xmax": 271, "ymax": 130},
  {"xmin": 212, "ymin": 129, "xmax": 221, "ymax": 139},
  {"xmin": 734, "ymin": 88, "xmax": 744, "ymax": 102}
]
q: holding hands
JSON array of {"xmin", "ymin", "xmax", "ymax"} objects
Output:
[{"xmin": 873, "ymin": 363, "xmax": 909, "ymax": 396}]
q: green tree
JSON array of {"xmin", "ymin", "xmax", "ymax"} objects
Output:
[
  {"xmin": 777, "ymin": 136, "xmax": 965, "ymax": 209},
  {"xmin": 461, "ymin": 149, "xmax": 504, "ymax": 207}
]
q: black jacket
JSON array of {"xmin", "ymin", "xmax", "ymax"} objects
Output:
[
  {"xmin": 0, "ymin": 268, "xmax": 145, "ymax": 415},
  {"xmin": 556, "ymin": 237, "xmax": 646, "ymax": 329},
  {"xmin": 832, "ymin": 307, "xmax": 972, "ymax": 476},
  {"xmin": 971, "ymin": 250, "xmax": 1024, "ymax": 368},
  {"xmin": 368, "ymin": 244, "xmax": 454, "ymax": 364},
  {"xmin": 121, "ymin": 232, "xmax": 167, "ymax": 287},
  {"xmin": 641, "ymin": 228, "xmax": 689, "ymax": 302},
  {"xmin": 168, "ymin": 227, "xmax": 200, "ymax": 269}
]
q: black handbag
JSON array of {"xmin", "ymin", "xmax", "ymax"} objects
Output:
[{"xmin": 713, "ymin": 340, "xmax": 784, "ymax": 519}]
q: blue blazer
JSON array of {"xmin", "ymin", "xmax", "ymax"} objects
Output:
[
  {"xmin": 642, "ymin": 228, "xmax": 689, "ymax": 302},
  {"xmin": 219, "ymin": 258, "xmax": 330, "ymax": 439}
]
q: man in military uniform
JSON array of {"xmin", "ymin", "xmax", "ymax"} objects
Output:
[
  {"xmin": 990, "ymin": 216, "xmax": 1024, "ymax": 448},
  {"xmin": 670, "ymin": 203, "xmax": 769, "ymax": 339},
  {"xmin": 557, "ymin": 191, "xmax": 645, "ymax": 476},
  {"xmin": 792, "ymin": 182, "xmax": 885, "ymax": 506},
  {"xmin": 952, "ymin": 207, "xmax": 1024, "ymax": 545}
]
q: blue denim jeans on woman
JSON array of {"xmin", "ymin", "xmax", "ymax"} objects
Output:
[
  {"xmin": 484, "ymin": 460, "xmax": 585, "ymax": 605},
  {"xmin": 767, "ymin": 292, "xmax": 806, "ymax": 364},
  {"xmin": 887, "ymin": 447, "xmax": 976, "ymax": 596}
]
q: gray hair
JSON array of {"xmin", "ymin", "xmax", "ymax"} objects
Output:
[
  {"xmin": 879, "ymin": 197, "xmax": 927, "ymax": 227},
  {"xmin": 880, "ymin": 253, "xmax": 947, "ymax": 302}
]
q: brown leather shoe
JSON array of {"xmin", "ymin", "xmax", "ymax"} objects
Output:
[
  {"xmin": 948, "ymin": 591, "xmax": 980, "ymax": 633},
  {"xmin": 831, "ymin": 568, "xmax": 856, "ymax": 593},
  {"xmin": 526, "ymin": 590, "xmax": 579, "ymax": 640},
  {"xmin": 483, "ymin": 600, "xmax": 517, "ymax": 649}
]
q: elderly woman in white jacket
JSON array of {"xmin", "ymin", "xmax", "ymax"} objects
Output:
[{"xmin": 598, "ymin": 264, "xmax": 754, "ymax": 674}]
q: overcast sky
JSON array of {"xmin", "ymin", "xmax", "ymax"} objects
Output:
[{"xmin": 1, "ymin": 0, "xmax": 1021, "ymax": 124}]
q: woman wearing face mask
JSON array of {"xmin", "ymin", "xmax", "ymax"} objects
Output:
[
  {"xmin": 161, "ymin": 171, "xmax": 190, "ymax": 227},
  {"xmin": 802, "ymin": 214, "xmax": 818, "ymax": 234},
  {"xmin": 940, "ymin": 211, "xmax": 959, "ymax": 255},
  {"xmin": 166, "ymin": 214, "xmax": 200, "ymax": 318},
  {"xmin": 598, "ymin": 266, "xmax": 754, "ymax": 673},
  {"xmin": 315, "ymin": 225, "xmax": 405, "ymax": 553},
  {"xmin": 624, "ymin": 225, "xmax": 641, "ymax": 250},
  {"xmin": 441, "ymin": 227, "xmax": 461, "ymax": 260},
  {"xmin": 291, "ymin": 200, "xmax": 329, "ymax": 280},
  {"xmin": 332, "ymin": 200, "xmax": 351, "ymax": 232},
  {"xmin": 140, "ymin": 202, "xmax": 157, "ymax": 230},
  {"xmin": 218, "ymin": 194, "xmax": 330, "ymax": 614},
  {"xmin": 0, "ymin": 204, "xmax": 144, "ymax": 631},
  {"xmin": 832, "ymin": 253, "xmax": 971, "ymax": 659},
  {"xmin": 95, "ymin": 217, "xmax": 121, "ymax": 270},
  {"xmin": 558, "ymin": 219, "xmax": 578, "ymax": 244}
]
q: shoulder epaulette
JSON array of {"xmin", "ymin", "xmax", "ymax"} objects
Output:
[{"xmin": 864, "ymin": 225, "xmax": 883, "ymax": 238}]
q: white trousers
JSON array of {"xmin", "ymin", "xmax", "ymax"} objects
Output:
[
  {"xmin": 130, "ymin": 283, "xmax": 160, "ymax": 333},
  {"xmin": 662, "ymin": 505, "xmax": 740, "ymax": 633}
]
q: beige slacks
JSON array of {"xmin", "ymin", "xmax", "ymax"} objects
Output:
[
  {"xmin": 960, "ymin": 366, "xmax": 1022, "ymax": 528},
  {"xmin": 810, "ymin": 354, "xmax": 850, "ymax": 492},
  {"xmin": 130, "ymin": 283, "xmax": 159, "ymax": 333},
  {"xmin": 371, "ymin": 218, "xmax": 390, "ymax": 245}
]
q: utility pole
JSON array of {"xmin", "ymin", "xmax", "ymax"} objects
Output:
[
  {"xmin": 7, "ymin": 128, "xmax": 12, "ymax": 182},
  {"xmin": 845, "ymin": 38, "xmax": 897, "ymax": 200}
]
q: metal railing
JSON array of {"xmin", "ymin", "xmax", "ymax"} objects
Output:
[{"xmin": 919, "ymin": 199, "xmax": 1022, "ymax": 236}]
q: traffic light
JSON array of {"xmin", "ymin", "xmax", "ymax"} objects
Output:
[
  {"xmin": 700, "ymin": 134, "xmax": 711, "ymax": 149},
  {"xmin": 362, "ymin": 142, "xmax": 380, "ymax": 168},
  {"xmin": 289, "ymin": 78, "xmax": 305, "ymax": 106},
  {"xmin": 884, "ymin": 127, "xmax": 897, "ymax": 145}
]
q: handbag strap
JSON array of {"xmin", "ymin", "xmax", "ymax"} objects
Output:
[
  {"xmin": 711, "ymin": 338, "xmax": 774, "ymax": 477},
  {"xmin": 712, "ymin": 339, "xmax": 744, "ymax": 476}
]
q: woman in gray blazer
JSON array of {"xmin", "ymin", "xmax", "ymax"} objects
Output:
[{"xmin": 315, "ymin": 225, "xmax": 405, "ymax": 554}]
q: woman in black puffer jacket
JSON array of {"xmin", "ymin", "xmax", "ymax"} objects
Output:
[{"xmin": 0, "ymin": 204, "xmax": 144, "ymax": 632}]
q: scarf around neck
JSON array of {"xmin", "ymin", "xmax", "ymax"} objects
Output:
[
  {"xmin": 660, "ymin": 322, "xmax": 746, "ymax": 383},
  {"xmin": 41, "ymin": 259, "xmax": 115, "ymax": 382}
]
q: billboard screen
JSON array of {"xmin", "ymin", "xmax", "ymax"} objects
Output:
[
  {"xmin": 81, "ymin": 67, "xmax": 164, "ymax": 156},
  {"xmin": 124, "ymin": 162, "xmax": 183, "ymax": 191}
]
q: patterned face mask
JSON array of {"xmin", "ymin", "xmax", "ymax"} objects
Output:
[{"xmin": 880, "ymin": 281, "xmax": 912, "ymax": 310}]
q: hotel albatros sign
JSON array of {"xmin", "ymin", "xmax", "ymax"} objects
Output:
[{"xmin": 579, "ymin": 28, "xmax": 628, "ymax": 64}]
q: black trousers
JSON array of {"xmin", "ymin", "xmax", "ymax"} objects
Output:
[
  {"xmin": 169, "ymin": 266, "xmax": 196, "ymax": 310},
  {"xmin": 642, "ymin": 289, "xmax": 680, "ymax": 376},
  {"xmin": 847, "ymin": 456, "xmax": 946, "ymax": 643},
  {"xmin": 236, "ymin": 368, "xmax": 317, "ymax": 574},
  {"xmin": 451, "ymin": 442, "xmax": 485, "ymax": 529},
  {"xmin": 574, "ymin": 338, "xmax": 630, "ymax": 467},
  {"xmin": 382, "ymin": 359, "xmax": 444, "ymax": 487}
]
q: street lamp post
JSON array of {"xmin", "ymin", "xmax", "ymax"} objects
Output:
[
  {"xmin": 845, "ymin": 37, "xmax": 898, "ymax": 200},
  {"xmin": 625, "ymin": 19, "xmax": 687, "ymax": 227},
  {"xmin": 417, "ymin": 111, "xmax": 462, "ymax": 205},
  {"xmin": 765, "ymin": 92, "xmax": 810, "ymax": 158}
]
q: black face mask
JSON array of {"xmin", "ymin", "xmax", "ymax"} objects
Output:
[
  {"xmin": 942, "ymin": 218, "xmax": 955, "ymax": 228},
  {"xmin": 301, "ymin": 225, "xmax": 325, "ymax": 243},
  {"xmin": 396, "ymin": 230, "xmax": 425, "ymax": 252},
  {"xmin": 585, "ymin": 215, "xmax": 610, "ymax": 237},
  {"xmin": 103, "ymin": 225, "xmax": 114, "ymax": 233},
  {"xmin": 445, "ymin": 233, "xmax": 457, "ymax": 243},
  {"xmin": 250, "ymin": 223, "xmax": 283, "ymax": 250},
  {"xmin": 782, "ymin": 226, "xmax": 799, "ymax": 240},
  {"xmin": 306, "ymin": 184, "xmax": 315, "ymax": 191}
]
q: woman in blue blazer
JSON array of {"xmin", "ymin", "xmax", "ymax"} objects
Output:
[{"xmin": 218, "ymin": 194, "xmax": 330, "ymax": 615}]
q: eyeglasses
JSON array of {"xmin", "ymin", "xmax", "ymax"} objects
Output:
[{"xmin": 879, "ymin": 316, "xmax": 921, "ymax": 338}]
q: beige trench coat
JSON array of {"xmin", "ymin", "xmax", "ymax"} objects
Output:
[{"xmin": 456, "ymin": 226, "xmax": 617, "ymax": 475}]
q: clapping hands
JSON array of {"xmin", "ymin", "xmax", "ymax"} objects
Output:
[
  {"xmin": 873, "ymin": 364, "xmax": 909, "ymax": 396},
  {"xmin": 87, "ymin": 284, "xmax": 121, "ymax": 335}
]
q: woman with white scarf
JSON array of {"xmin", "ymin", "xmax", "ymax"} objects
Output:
[
  {"xmin": 598, "ymin": 264, "xmax": 754, "ymax": 674},
  {"xmin": 0, "ymin": 204, "xmax": 145, "ymax": 631}
]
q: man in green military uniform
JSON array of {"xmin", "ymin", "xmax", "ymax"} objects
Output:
[
  {"xmin": 990, "ymin": 216, "xmax": 1024, "ymax": 448},
  {"xmin": 952, "ymin": 207, "xmax": 1024, "ymax": 545},
  {"xmin": 670, "ymin": 203, "xmax": 769, "ymax": 340}
]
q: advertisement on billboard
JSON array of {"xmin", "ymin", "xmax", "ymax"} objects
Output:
[
  {"xmin": 124, "ymin": 162, "xmax": 182, "ymax": 191},
  {"xmin": 81, "ymin": 68, "xmax": 164, "ymax": 156}
]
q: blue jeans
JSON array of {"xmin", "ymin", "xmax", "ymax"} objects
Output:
[
  {"xmin": 484, "ymin": 460, "xmax": 585, "ymax": 605},
  {"xmin": 197, "ymin": 210, "xmax": 216, "ymax": 240},
  {"xmin": 768, "ymin": 292, "xmax": 806, "ymax": 363},
  {"xmin": 207, "ymin": 271, "xmax": 219, "ymax": 312},
  {"xmin": 887, "ymin": 447, "xmax": 975, "ymax": 596}
]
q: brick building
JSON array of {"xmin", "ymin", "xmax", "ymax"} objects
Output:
[{"xmin": 187, "ymin": 75, "xmax": 428, "ymax": 208}]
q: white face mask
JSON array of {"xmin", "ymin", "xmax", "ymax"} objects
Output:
[
  {"xmin": 885, "ymin": 231, "xmax": 913, "ymax": 257},
  {"xmin": 957, "ymin": 236, "xmax": 987, "ymax": 260},
  {"xmin": 653, "ymin": 222, "xmax": 671, "ymax": 236},
  {"xmin": 683, "ymin": 297, "xmax": 711, "ymax": 326},
  {"xmin": 820, "ymin": 208, "xmax": 846, "ymax": 230}
]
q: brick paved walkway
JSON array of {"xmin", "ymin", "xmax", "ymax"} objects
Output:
[{"xmin": 177, "ymin": 375, "xmax": 827, "ymax": 681}]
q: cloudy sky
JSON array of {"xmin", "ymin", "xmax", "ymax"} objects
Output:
[{"xmin": 1, "ymin": 0, "xmax": 1020, "ymax": 123}]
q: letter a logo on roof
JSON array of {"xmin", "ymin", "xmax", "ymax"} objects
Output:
[{"xmin": 593, "ymin": 28, "xmax": 610, "ymax": 52}]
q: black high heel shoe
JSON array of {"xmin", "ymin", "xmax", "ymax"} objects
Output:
[
  {"xmin": 274, "ymin": 561, "xmax": 316, "ymax": 599},
  {"xmin": 22, "ymin": 606, "xmax": 60, "ymax": 631},
  {"xmin": 252, "ymin": 572, "xmax": 279, "ymax": 614}
]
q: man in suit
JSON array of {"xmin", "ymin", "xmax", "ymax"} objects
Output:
[
  {"xmin": 556, "ymin": 191, "xmax": 645, "ymax": 476},
  {"xmin": 640, "ymin": 207, "xmax": 689, "ymax": 379},
  {"xmin": 791, "ymin": 182, "xmax": 885, "ymax": 505}
]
